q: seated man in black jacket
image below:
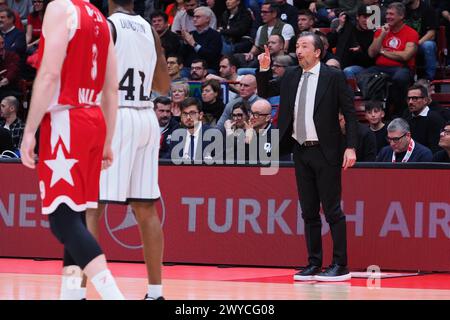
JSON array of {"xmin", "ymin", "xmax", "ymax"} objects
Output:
[{"xmin": 328, "ymin": 5, "xmax": 375, "ymax": 80}]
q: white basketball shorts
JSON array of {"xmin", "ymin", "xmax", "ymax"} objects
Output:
[{"xmin": 99, "ymin": 107, "xmax": 160, "ymax": 203}]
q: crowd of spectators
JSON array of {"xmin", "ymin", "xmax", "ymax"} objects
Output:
[{"xmin": 1, "ymin": 0, "xmax": 449, "ymax": 164}]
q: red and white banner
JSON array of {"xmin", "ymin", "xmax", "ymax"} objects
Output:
[{"xmin": 0, "ymin": 164, "xmax": 449, "ymax": 271}]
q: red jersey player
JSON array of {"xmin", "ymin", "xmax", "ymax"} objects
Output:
[{"xmin": 20, "ymin": 0, "xmax": 123, "ymax": 300}]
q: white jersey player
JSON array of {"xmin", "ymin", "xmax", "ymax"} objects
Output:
[{"xmin": 82, "ymin": 0, "xmax": 170, "ymax": 300}]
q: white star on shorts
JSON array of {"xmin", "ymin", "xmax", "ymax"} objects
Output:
[{"xmin": 44, "ymin": 145, "xmax": 78, "ymax": 188}]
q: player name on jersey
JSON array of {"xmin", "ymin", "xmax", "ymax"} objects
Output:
[
  {"xmin": 78, "ymin": 88, "xmax": 100, "ymax": 106},
  {"xmin": 118, "ymin": 19, "xmax": 146, "ymax": 34}
]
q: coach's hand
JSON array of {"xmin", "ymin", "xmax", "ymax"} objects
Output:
[
  {"xmin": 342, "ymin": 148, "xmax": 356, "ymax": 170},
  {"xmin": 257, "ymin": 45, "xmax": 271, "ymax": 71},
  {"xmin": 20, "ymin": 131, "xmax": 37, "ymax": 169},
  {"xmin": 102, "ymin": 145, "xmax": 113, "ymax": 170}
]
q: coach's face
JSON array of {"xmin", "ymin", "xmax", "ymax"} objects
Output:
[{"xmin": 296, "ymin": 35, "xmax": 321, "ymax": 71}]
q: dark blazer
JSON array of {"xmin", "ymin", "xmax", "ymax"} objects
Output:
[
  {"xmin": 258, "ymin": 64, "xmax": 358, "ymax": 165},
  {"xmin": 376, "ymin": 140, "xmax": 433, "ymax": 162},
  {"xmin": 166, "ymin": 124, "xmax": 221, "ymax": 161}
]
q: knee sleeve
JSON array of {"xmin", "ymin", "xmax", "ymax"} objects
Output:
[{"xmin": 48, "ymin": 204, "xmax": 103, "ymax": 269}]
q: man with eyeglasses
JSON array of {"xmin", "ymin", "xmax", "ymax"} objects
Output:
[
  {"xmin": 189, "ymin": 59, "xmax": 208, "ymax": 81},
  {"xmin": 216, "ymin": 74, "xmax": 262, "ymax": 132},
  {"xmin": 246, "ymin": 99, "xmax": 274, "ymax": 161},
  {"xmin": 402, "ymin": 84, "xmax": 446, "ymax": 154},
  {"xmin": 168, "ymin": 97, "xmax": 218, "ymax": 161},
  {"xmin": 432, "ymin": 121, "xmax": 450, "ymax": 163},
  {"xmin": 376, "ymin": 117, "xmax": 432, "ymax": 162}
]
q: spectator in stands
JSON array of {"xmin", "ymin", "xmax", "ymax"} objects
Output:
[
  {"xmin": 414, "ymin": 79, "xmax": 450, "ymax": 121},
  {"xmin": 171, "ymin": 0, "xmax": 216, "ymax": 33},
  {"xmin": 224, "ymin": 101, "xmax": 251, "ymax": 162},
  {"xmin": 271, "ymin": 54, "xmax": 295, "ymax": 78},
  {"xmin": 432, "ymin": 121, "xmax": 450, "ymax": 162},
  {"xmin": 216, "ymin": 74, "xmax": 261, "ymax": 131},
  {"xmin": 367, "ymin": 2, "xmax": 418, "ymax": 117},
  {"xmin": 167, "ymin": 54, "xmax": 187, "ymax": 82},
  {"xmin": 402, "ymin": 84, "xmax": 446, "ymax": 154},
  {"xmin": 256, "ymin": 52, "xmax": 294, "ymax": 94},
  {"xmin": 207, "ymin": 0, "xmax": 227, "ymax": 28},
  {"xmin": 0, "ymin": 8, "xmax": 26, "ymax": 59},
  {"xmin": 165, "ymin": 0, "xmax": 185, "ymax": 26},
  {"xmin": 170, "ymin": 81, "xmax": 190, "ymax": 120},
  {"xmin": 201, "ymin": 79, "xmax": 225, "ymax": 125},
  {"xmin": 154, "ymin": 96, "xmax": 180, "ymax": 159},
  {"xmin": 180, "ymin": 6, "xmax": 222, "ymax": 72},
  {"xmin": 242, "ymin": 1, "xmax": 295, "ymax": 65},
  {"xmin": 206, "ymin": 55, "xmax": 242, "ymax": 101},
  {"xmin": 238, "ymin": 34, "xmax": 287, "ymax": 73},
  {"xmin": 190, "ymin": 59, "xmax": 208, "ymax": 81},
  {"xmin": 0, "ymin": 95, "xmax": 24, "ymax": 150},
  {"xmin": 439, "ymin": 1, "xmax": 450, "ymax": 66},
  {"xmin": 339, "ymin": 110, "xmax": 377, "ymax": 161},
  {"xmin": 220, "ymin": 0, "xmax": 253, "ymax": 55},
  {"xmin": 275, "ymin": 0, "xmax": 299, "ymax": 32},
  {"xmin": 246, "ymin": 98, "xmax": 276, "ymax": 160},
  {"xmin": 404, "ymin": 0, "xmax": 438, "ymax": 81},
  {"xmin": 0, "ymin": 0, "xmax": 23, "ymax": 31},
  {"xmin": 7, "ymin": 0, "xmax": 32, "ymax": 26},
  {"xmin": 309, "ymin": 0, "xmax": 362, "ymax": 27},
  {"xmin": 316, "ymin": 30, "xmax": 340, "ymax": 68},
  {"xmin": 376, "ymin": 117, "xmax": 433, "ymax": 162},
  {"xmin": 25, "ymin": 0, "xmax": 45, "ymax": 54},
  {"xmin": 329, "ymin": 5, "xmax": 375, "ymax": 78},
  {"xmin": 166, "ymin": 97, "xmax": 218, "ymax": 161},
  {"xmin": 151, "ymin": 11, "xmax": 182, "ymax": 58},
  {"xmin": 288, "ymin": 9, "xmax": 316, "ymax": 53},
  {"xmin": 0, "ymin": 34, "xmax": 20, "ymax": 100},
  {"xmin": 364, "ymin": 100, "xmax": 389, "ymax": 154}
]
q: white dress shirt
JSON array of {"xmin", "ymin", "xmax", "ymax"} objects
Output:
[
  {"xmin": 292, "ymin": 62, "xmax": 321, "ymax": 142},
  {"xmin": 182, "ymin": 122, "xmax": 202, "ymax": 160}
]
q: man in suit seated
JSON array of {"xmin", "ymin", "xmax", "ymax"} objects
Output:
[
  {"xmin": 376, "ymin": 117, "xmax": 433, "ymax": 162},
  {"xmin": 166, "ymin": 97, "xmax": 222, "ymax": 163}
]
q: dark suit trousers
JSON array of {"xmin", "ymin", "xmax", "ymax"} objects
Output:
[{"xmin": 293, "ymin": 142, "xmax": 348, "ymax": 267}]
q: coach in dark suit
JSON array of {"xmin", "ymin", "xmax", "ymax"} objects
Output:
[{"xmin": 257, "ymin": 32, "xmax": 358, "ymax": 281}]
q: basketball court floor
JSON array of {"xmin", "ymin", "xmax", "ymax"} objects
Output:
[{"xmin": 0, "ymin": 258, "xmax": 449, "ymax": 300}]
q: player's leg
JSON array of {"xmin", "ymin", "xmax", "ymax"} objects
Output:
[
  {"xmin": 48, "ymin": 203, "xmax": 124, "ymax": 300},
  {"xmin": 80, "ymin": 204, "xmax": 106, "ymax": 289},
  {"xmin": 131, "ymin": 201, "xmax": 164, "ymax": 300}
]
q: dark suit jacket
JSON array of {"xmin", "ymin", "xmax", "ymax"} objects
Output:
[
  {"xmin": 257, "ymin": 64, "xmax": 358, "ymax": 166},
  {"xmin": 166, "ymin": 124, "xmax": 222, "ymax": 161}
]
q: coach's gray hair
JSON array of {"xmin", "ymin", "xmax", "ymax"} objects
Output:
[
  {"xmin": 388, "ymin": 2, "xmax": 406, "ymax": 18},
  {"xmin": 194, "ymin": 6, "xmax": 214, "ymax": 22},
  {"xmin": 387, "ymin": 118, "xmax": 410, "ymax": 133}
]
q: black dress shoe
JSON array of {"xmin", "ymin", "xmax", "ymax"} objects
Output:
[
  {"xmin": 293, "ymin": 265, "xmax": 322, "ymax": 281},
  {"xmin": 144, "ymin": 294, "xmax": 165, "ymax": 300},
  {"xmin": 314, "ymin": 264, "xmax": 351, "ymax": 282}
]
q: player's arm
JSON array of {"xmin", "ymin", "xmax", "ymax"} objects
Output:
[
  {"xmin": 100, "ymin": 39, "xmax": 119, "ymax": 168},
  {"xmin": 20, "ymin": 0, "xmax": 70, "ymax": 168},
  {"xmin": 151, "ymin": 27, "xmax": 170, "ymax": 95}
]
